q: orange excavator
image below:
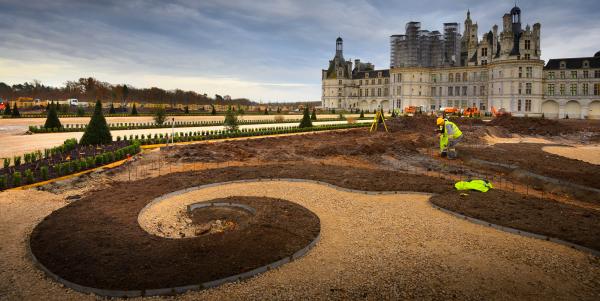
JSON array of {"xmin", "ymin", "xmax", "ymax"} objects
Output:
[
  {"xmin": 442, "ymin": 107, "xmax": 459, "ymax": 115},
  {"xmin": 491, "ymin": 106, "xmax": 511, "ymax": 117},
  {"xmin": 463, "ymin": 107, "xmax": 480, "ymax": 117},
  {"xmin": 404, "ymin": 106, "xmax": 422, "ymax": 115}
]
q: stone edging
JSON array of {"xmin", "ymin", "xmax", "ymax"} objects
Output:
[
  {"xmin": 429, "ymin": 201, "xmax": 600, "ymax": 257},
  {"xmin": 187, "ymin": 201, "xmax": 257, "ymax": 215}
]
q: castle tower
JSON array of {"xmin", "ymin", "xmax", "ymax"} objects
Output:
[{"xmin": 336, "ymin": 37, "xmax": 344, "ymax": 61}]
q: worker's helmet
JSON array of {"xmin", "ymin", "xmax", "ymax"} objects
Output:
[{"xmin": 436, "ymin": 117, "xmax": 445, "ymax": 126}]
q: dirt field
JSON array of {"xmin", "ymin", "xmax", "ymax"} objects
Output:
[{"xmin": 2, "ymin": 115, "xmax": 600, "ymax": 300}]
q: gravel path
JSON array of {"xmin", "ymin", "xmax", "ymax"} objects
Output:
[
  {"xmin": 542, "ymin": 145, "xmax": 600, "ymax": 165},
  {"xmin": 1, "ymin": 181, "xmax": 599, "ymax": 300}
]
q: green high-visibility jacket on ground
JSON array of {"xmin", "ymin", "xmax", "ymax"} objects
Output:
[{"xmin": 454, "ymin": 180, "xmax": 494, "ymax": 192}]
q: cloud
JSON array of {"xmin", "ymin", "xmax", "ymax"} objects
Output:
[{"xmin": 0, "ymin": 0, "xmax": 598, "ymax": 101}]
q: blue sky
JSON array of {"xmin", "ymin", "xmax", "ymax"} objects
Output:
[{"xmin": 0, "ymin": 0, "xmax": 599, "ymax": 102}]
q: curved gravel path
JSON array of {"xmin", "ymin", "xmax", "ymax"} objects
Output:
[{"xmin": 2, "ymin": 181, "xmax": 600, "ymax": 300}]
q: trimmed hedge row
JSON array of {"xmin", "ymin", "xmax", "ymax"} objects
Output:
[
  {"xmin": 0, "ymin": 141, "xmax": 140, "ymax": 190},
  {"xmin": 28, "ymin": 117, "xmax": 369, "ymax": 133},
  {"xmin": 120, "ymin": 122, "xmax": 371, "ymax": 146}
]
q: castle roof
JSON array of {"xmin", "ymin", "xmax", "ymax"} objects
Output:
[
  {"xmin": 544, "ymin": 56, "xmax": 600, "ymax": 70},
  {"xmin": 353, "ymin": 69, "xmax": 390, "ymax": 79}
]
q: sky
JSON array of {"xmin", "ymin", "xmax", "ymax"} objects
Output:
[{"xmin": 0, "ymin": 0, "xmax": 599, "ymax": 102}]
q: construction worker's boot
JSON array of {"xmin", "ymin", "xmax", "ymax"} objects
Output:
[{"xmin": 448, "ymin": 148, "xmax": 457, "ymax": 159}]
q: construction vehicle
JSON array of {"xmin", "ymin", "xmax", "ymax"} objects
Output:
[
  {"xmin": 439, "ymin": 107, "xmax": 459, "ymax": 116},
  {"xmin": 491, "ymin": 106, "xmax": 511, "ymax": 117},
  {"xmin": 0, "ymin": 98, "xmax": 5, "ymax": 111},
  {"xmin": 463, "ymin": 106, "xmax": 480, "ymax": 117},
  {"xmin": 404, "ymin": 106, "xmax": 423, "ymax": 115}
]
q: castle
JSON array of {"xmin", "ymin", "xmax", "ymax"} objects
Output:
[{"xmin": 322, "ymin": 6, "xmax": 600, "ymax": 119}]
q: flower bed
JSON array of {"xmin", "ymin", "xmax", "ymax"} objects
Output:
[
  {"xmin": 28, "ymin": 117, "xmax": 369, "ymax": 133},
  {"xmin": 0, "ymin": 140, "xmax": 140, "ymax": 190}
]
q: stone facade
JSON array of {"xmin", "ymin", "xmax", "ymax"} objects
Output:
[{"xmin": 321, "ymin": 6, "xmax": 600, "ymax": 119}]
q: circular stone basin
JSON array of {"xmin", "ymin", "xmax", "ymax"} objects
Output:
[
  {"xmin": 187, "ymin": 202, "xmax": 256, "ymax": 236},
  {"xmin": 30, "ymin": 192, "xmax": 320, "ymax": 297}
]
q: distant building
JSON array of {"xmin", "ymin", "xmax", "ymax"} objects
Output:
[{"xmin": 321, "ymin": 6, "xmax": 600, "ymax": 118}]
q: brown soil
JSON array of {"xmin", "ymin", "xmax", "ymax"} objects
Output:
[
  {"xmin": 30, "ymin": 164, "xmax": 445, "ymax": 291},
  {"xmin": 430, "ymin": 189, "xmax": 600, "ymax": 251},
  {"xmin": 487, "ymin": 116, "xmax": 600, "ymax": 136},
  {"xmin": 458, "ymin": 143, "xmax": 600, "ymax": 191}
]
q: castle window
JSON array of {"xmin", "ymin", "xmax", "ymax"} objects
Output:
[
  {"xmin": 378, "ymin": 78, "xmax": 382, "ymax": 85},
  {"xmin": 359, "ymin": 80, "xmax": 362, "ymax": 85},
  {"xmin": 384, "ymin": 88, "xmax": 389, "ymax": 96},
  {"xmin": 365, "ymin": 73, "xmax": 369, "ymax": 78},
  {"xmin": 378, "ymin": 88, "xmax": 382, "ymax": 96},
  {"xmin": 359, "ymin": 89, "xmax": 363, "ymax": 97},
  {"xmin": 339, "ymin": 80, "xmax": 342, "ymax": 85},
  {"xmin": 455, "ymin": 86, "xmax": 460, "ymax": 96},
  {"xmin": 462, "ymin": 86, "xmax": 467, "ymax": 96},
  {"xmin": 473, "ymin": 86, "xmax": 477, "ymax": 95},
  {"xmin": 571, "ymin": 84, "xmax": 577, "ymax": 96},
  {"xmin": 526, "ymin": 67, "xmax": 533, "ymax": 78},
  {"xmin": 481, "ymin": 48, "xmax": 488, "ymax": 56},
  {"xmin": 548, "ymin": 72, "xmax": 555, "ymax": 79},
  {"xmin": 571, "ymin": 71, "xmax": 577, "ymax": 79},
  {"xmin": 518, "ymin": 67, "xmax": 523, "ymax": 78},
  {"xmin": 431, "ymin": 87, "xmax": 436, "ymax": 96},
  {"xmin": 548, "ymin": 84, "xmax": 555, "ymax": 96},
  {"xmin": 596, "ymin": 70, "xmax": 600, "ymax": 78},
  {"xmin": 560, "ymin": 84, "xmax": 565, "ymax": 95},
  {"xmin": 384, "ymin": 78, "xmax": 389, "ymax": 84},
  {"xmin": 456, "ymin": 73, "xmax": 461, "ymax": 82},
  {"xmin": 583, "ymin": 84, "xmax": 589, "ymax": 95},
  {"xmin": 518, "ymin": 83, "xmax": 522, "ymax": 95},
  {"xmin": 560, "ymin": 71, "xmax": 565, "ymax": 79},
  {"xmin": 371, "ymin": 79, "xmax": 375, "ymax": 85},
  {"xmin": 583, "ymin": 71, "xmax": 589, "ymax": 78},
  {"xmin": 517, "ymin": 99, "xmax": 522, "ymax": 111},
  {"xmin": 525, "ymin": 40, "xmax": 531, "ymax": 50},
  {"xmin": 525, "ymin": 54, "xmax": 530, "ymax": 60},
  {"xmin": 560, "ymin": 61, "xmax": 566, "ymax": 69},
  {"xmin": 480, "ymin": 86, "xmax": 485, "ymax": 96},
  {"xmin": 525, "ymin": 99, "xmax": 532, "ymax": 112},
  {"xmin": 526, "ymin": 83, "xmax": 532, "ymax": 95},
  {"xmin": 448, "ymin": 87, "xmax": 453, "ymax": 96},
  {"xmin": 431, "ymin": 74, "xmax": 437, "ymax": 83},
  {"xmin": 463, "ymin": 72, "xmax": 468, "ymax": 82},
  {"xmin": 594, "ymin": 83, "xmax": 600, "ymax": 95},
  {"xmin": 449, "ymin": 73, "xmax": 454, "ymax": 82}
]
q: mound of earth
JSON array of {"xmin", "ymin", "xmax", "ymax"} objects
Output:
[{"xmin": 486, "ymin": 116, "xmax": 586, "ymax": 136}]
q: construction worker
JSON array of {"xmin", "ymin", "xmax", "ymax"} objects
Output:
[{"xmin": 436, "ymin": 117, "xmax": 462, "ymax": 159}]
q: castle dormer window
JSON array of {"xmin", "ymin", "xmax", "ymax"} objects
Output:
[
  {"xmin": 365, "ymin": 73, "xmax": 369, "ymax": 78},
  {"xmin": 524, "ymin": 40, "xmax": 531, "ymax": 50},
  {"xmin": 583, "ymin": 61, "xmax": 589, "ymax": 68},
  {"xmin": 560, "ymin": 61, "xmax": 566, "ymax": 69},
  {"xmin": 378, "ymin": 72, "xmax": 382, "ymax": 77}
]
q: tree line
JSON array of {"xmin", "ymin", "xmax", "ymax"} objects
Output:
[{"xmin": 0, "ymin": 77, "xmax": 255, "ymax": 107}]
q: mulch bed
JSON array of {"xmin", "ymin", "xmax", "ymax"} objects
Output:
[
  {"xmin": 30, "ymin": 164, "xmax": 446, "ymax": 291},
  {"xmin": 30, "ymin": 162, "xmax": 600, "ymax": 292},
  {"xmin": 458, "ymin": 143, "xmax": 600, "ymax": 191},
  {"xmin": 430, "ymin": 189, "xmax": 600, "ymax": 251}
]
